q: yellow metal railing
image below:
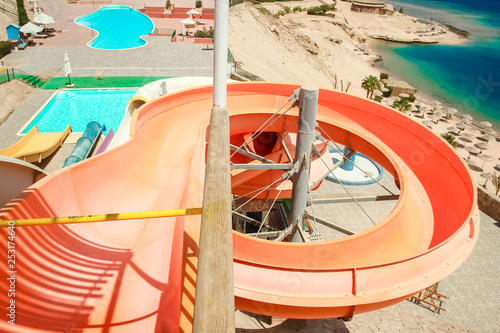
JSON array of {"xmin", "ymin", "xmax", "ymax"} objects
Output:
[{"xmin": 0, "ymin": 207, "xmax": 203, "ymax": 228}]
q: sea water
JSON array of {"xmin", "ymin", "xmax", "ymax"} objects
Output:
[{"xmin": 372, "ymin": 0, "xmax": 500, "ymax": 129}]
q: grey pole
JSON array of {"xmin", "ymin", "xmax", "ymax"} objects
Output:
[{"xmin": 289, "ymin": 86, "xmax": 319, "ymax": 242}]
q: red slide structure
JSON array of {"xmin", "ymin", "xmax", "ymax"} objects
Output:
[{"xmin": 0, "ymin": 82, "xmax": 478, "ymax": 332}]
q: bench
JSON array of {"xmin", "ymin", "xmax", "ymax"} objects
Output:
[{"xmin": 408, "ymin": 282, "xmax": 449, "ymax": 313}]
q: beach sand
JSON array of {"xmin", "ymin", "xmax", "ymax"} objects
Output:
[{"xmin": 228, "ymin": 2, "xmax": 500, "ymax": 196}]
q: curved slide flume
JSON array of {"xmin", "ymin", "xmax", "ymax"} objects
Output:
[{"xmin": 0, "ymin": 82, "xmax": 478, "ymax": 332}]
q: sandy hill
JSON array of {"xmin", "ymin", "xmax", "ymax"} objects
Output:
[
  {"xmin": 0, "ymin": 0, "xmax": 18, "ymax": 40},
  {"xmin": 228, "ymin": 3, "xmax": 381, "ymax": 97}
]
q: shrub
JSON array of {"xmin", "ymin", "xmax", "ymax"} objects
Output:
[
  {"xmin": 284, "ymin": 6, "xmax": 291, "ymax": 14},
  {"xmin": 274, "ymin": 10, "xmax": 285, "ymax": 18},
  {"xmin": 195, "ymin": 0, "xmax": 202, "ymax": 8},
  {"xmin": 380, "ymin": 72, "xmax": 389, "ymax": 80},
  {"xmin": 307, "ymin": 4, "xmax": 335, "ymax": 16},
  {"xmin": 441, "ymin": 133, "xmax": 458, "ymax": 149},
  {"xmin": 392, "ymin": 98, "xmax": 412, "ymax": 113},
  {"xmin": 16, "ymin": 0, "xmax": 29, "ymax": 26},
  {"xmin": 399, "ymin": 7, "xmax": 404, "ymax": 14},
  {"xmin": 166, "ymin": 0, "xmax": 171, "ymax": 9},
  {"xmin": 293, "ymin": 6, "xmax": 302, "ymax": 12},
  {"xmin": 257, "ymin": 7, "xmax": 271, "ymax": 15},
  {"xmin": 374, "ymin": 95, "xmax": 382, "ymax": 103},
  {"xmin": 382, "ymin": 85, "xmax": 393, "ymax": 98},
  {"xmin": 408, "ymin": 94, "xmax": 416, "ymax": 103},
  {"xmin": 230, "ymin": 0, "xmax": 245, "ymax": 6},
  {"xmin": 194, "ymin": 26, "xmax": 214, "ymax": 38},
  {"xmin": 0, "ymin": 41, "xmax": 12, "ymax": 59}
]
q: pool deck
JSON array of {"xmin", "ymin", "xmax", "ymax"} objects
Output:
[
  {"xmin": 5, "ymin": 0, "xmax": 215, "ymax": 78},
  {"xmin": 4, "ymin": 37, "xmax": 214, "ymax": 77}
]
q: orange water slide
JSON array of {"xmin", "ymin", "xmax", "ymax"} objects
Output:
[{"xmin": 0, "ymin": 82, "xmax": 478, "ymax": 332}]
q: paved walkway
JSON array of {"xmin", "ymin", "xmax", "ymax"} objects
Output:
[{"xmin": 4, "ymin": 36, "xmax": 213, "ymax": 77}]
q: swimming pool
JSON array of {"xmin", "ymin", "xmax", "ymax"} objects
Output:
[
  {"xmin": 75, "ymin": 6, "xmax": 155, "ymax": 50},
  {"xmin": 22, "ymin": 89, "xmax": 137, "ymax": 134}
]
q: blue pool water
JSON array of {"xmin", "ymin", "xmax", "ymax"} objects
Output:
[
  {"xmin": 22, "ymin": 89, "xmax": 137, "ymax": 134},
  {"xmin": 75, "ymin": 6, "xmax": 154, "ymax": 50}
]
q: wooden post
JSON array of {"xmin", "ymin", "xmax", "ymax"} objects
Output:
[
  {"xmin": 193, "ymin": 106, "xmax": 235, "ymax": 332},
  {"xmin": 193, "ymin": 0, "xmax": 235, "ymax": 328}
]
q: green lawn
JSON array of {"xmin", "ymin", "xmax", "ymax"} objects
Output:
[{"xmin": 41, "ymin": 76, "xmax": 171, "ymax": 89}]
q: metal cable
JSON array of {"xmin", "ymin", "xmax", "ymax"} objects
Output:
[
  {"xmin": 233, "ymin": 176, "xmax": 288, "ymax": 212},
  {"xmin": 230, "ymin": 100, "xmax": 293, "ymax": 159},
  {"xmin": 307, "ymin": 189, "xmax": 322, "ymax": 240},
  {"xmin": 255, "ymin": 173, "xmax": 292, "ymax": 237},
  {"xmin": 318, "ymin": 155, "xmax": 377, "ymax": 226},
  {"xmin": 317, "ymin": 124, "xmax": 396, "ymax": 196}
]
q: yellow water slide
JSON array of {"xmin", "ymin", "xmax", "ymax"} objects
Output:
[{"xmin": 0, "ymin": 125, "xmax": 72, "ymax": 163}]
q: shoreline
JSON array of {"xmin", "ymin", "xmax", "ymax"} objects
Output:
[
  {"xmin": 368, "ymin": 38, "xmax": 500, "ymax": 133},
  {"xmin": 229, "ymin": 2, "xmax": 500, "ymax": 195}
]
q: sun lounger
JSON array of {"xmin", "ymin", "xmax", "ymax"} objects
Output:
[
  {"xmin": 33, "ymin": 32, "xmax": 48, "ymax": 39},
  {"xmin": 18, "ymin": 43, "xmax": 27, "ymax": 50},
  {"xmin": 0, "ymin": 125, "xmax": 72, "ymax": 163}
]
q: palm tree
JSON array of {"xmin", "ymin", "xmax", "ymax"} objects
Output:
[
  {"xmin": 441, "ymin": 133, "xmax": 458, "ymax": 149},
  {"xmin": 361, "ymin": 75, "xmax": 382, "ymax": 99},
  {"xmin": 392, "ymin": 98, "xmax": 412, "ymax": 113},
  {"xmin": 492, "ymin": 172, "xmax": 500, "ymax": 195}
]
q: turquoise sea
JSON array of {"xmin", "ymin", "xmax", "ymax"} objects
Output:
[{"xmin": 370, "ymin": 0, "xmax": 500, "ymax": 129}]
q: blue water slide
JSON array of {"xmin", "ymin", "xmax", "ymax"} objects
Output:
[{"xmin": 63, "ymin": 122, "xmax": 102, "ymax": 168}]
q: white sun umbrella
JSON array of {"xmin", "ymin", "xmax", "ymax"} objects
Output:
[
  {"xmin": 64, "ymin": 53, "xmax": 74, "ymax": 87},
  {"xmin": 399, "ymin": 93, "xmax": 410, "ymax": 98},
  {"xmin": 480, "ymin": 172, "xmax": 495, "ymax": 186},
  {"xmin": 19, "ymin": 22, "xmax": 43, "ymax": 34},
  {"xmin": 478, "ymin": 154, "xmax": 494, "ymax": 168},
  {"xmin": 461, "ymin": 132, "xmax": 475, "ymax": 140},
  {"xmin": 475, "ymin": 142, "xmax": 490, "ymax": 153},
  {"xmin": 484, "ymin": 128, "xmax": 497, "ymax": 135},
  {"xmin": 469, "ymin": 127, "xmax": 481, "ymax": 136},
  {"xmin": 462, "ymin": 114, "xmax": 473, "ymax": 121},
  {"xmin": 481, "ymin": 134, "xmax": 495, "ymax": 142},
  {"xmin": 480, "ymin": 121, "xmax": 493, "ymax": 129},
  {"xmin": 186, "ymin": 8, "xmax": 200, "ymax": 19},
  {"xmin": 180, "ymin": 18, "xmax": 196, "ymax": 35},
  {"xmin": 465, "ymin": 145, "xmax": 480, "ymax": 158},
  {"xmin": 465, "ymin": 158, "xmax": 476, "ymax": 166},
  {"xmin": 33, "ymin": 12, "xmax": 55, "ymax": 27},
  {"xmin": 181, "ymin": 18, "xmax": 196, "ymax": 25}
]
